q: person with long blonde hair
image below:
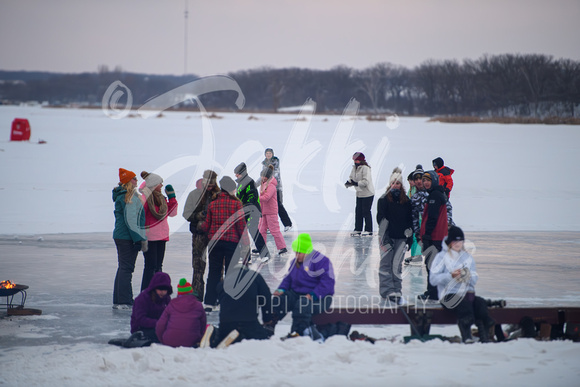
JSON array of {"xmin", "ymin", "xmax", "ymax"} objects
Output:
[{"xmin": 112, "ymin": 168, "xmax": 147, "ymax": 310}]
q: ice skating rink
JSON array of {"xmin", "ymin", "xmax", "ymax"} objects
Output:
[{"xmin": 2, "ymin": 230, "xmax": 579, "ymax": 347}]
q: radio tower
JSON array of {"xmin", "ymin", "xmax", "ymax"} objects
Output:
[{"xmin": 184, "ymin": 0, "xmax": 189, "ymax": 74}]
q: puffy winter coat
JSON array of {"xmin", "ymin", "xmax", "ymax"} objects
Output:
[
  {"xmin": 348, "ymin": 164, "xmax": 375, "ymax": 198},
  {"xmin": 112, "ymin": 185, "xmax": 146, "ymax": 243},
  {"xmin": 182, "ymin": 185, "xmax": 220, "ymax": 234},
  {"xmin": 278, "ymin": 250, "xmax": 335, "ymax": 299},
  {"xmin": 155, "ymin": 294, "xmax": 207, "ymax": 348},
  {"xmin": 218, "ymin": 265, "xmax": 272, "ymax": 324},
  {"xmin": 435, "ymin": 165, "xmax": 454, "ymax": 198},
  {"xmin": 411, "ymin": 190, "xmax": 429, "ymax": 234},
  {"xmin": 420, "ymin": 185, "xmax": 448, "ymax": 242},
  {"xmin": 376, "ymin": 191, "xmax": 413, "ymax": 245},
  {"xmin": 262, "ymin": 156, "xmax": 283, "ymax": 191},
  {"xmin": 141, "ymin": 194, "xmax": 178, "ymax": 241},
  {"xmin": 130, "ymin": 272, "xmax": 172, "ymax": 333},
  {"xmin": 259, "ymin": 177, "xmax": 279, "ymax": 215},
  {"xmin": 430, "ymin": 240, "xmax": 478, "ymax": 300},
  {"xmin": 236, "ymin": 174, "xmax": 261, "ymax": 213}
]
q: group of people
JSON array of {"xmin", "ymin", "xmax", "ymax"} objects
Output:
[
  {"xmin": 359, "ymin": 155, "xmax": 493, "ymax": 342},
  {"xmin": 127, "ymin": 232, "xmax": 335, "ymax": 348},
  {"xmin": 112, "ymin": 169, "xmax": 178, "ymax": 310},
  {"xmin": 112, "ymin": 148, "xmax": 293, "ymax": 313},
  {"xmin": 113, "ymin": 150, "xmax": 494, "ymax": 345}
]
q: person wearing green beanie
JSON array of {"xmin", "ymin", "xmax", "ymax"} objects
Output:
[
  {"xmin": 266, "ymin": 233, "xmax": 335, "ymax": 341},
  {"xmin": 155, "ymin": 278, "xmax": 207, "ymax": 348}
]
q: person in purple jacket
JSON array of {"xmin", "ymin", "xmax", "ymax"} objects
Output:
[
  {"xmin": 156, "ymin": 278, "xmax": 207, "ymax": 348},
  {"xmin": 130, "ymin": 271, "xmax": 172, "ymax": 343},
  {"xmin": 268, "ymin": 233, "xmax": 335, "ymax": 340}
]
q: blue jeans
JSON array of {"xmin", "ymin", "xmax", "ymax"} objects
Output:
[{"xmin": 273, "ymin": 289, "xmax": 333, "ymax": 334}]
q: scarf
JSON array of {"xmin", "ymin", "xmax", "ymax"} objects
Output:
[{"xmin": 142, "ymin": 187, "xmax": 168, "ymax": 220}]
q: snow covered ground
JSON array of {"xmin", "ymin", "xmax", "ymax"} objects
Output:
[{"xmin": 1, "ymin": 105, "xmax": 579, "ymax": 386}]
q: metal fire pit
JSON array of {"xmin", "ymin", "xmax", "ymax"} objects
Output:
[{"xmin": 0, "ymin": 284, "xmax": 29, "ymax": 310}]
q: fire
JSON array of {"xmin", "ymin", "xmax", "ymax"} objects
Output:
[{"xmin": 0, "ymin": 280, "xmax": 16, "ymax": 289}]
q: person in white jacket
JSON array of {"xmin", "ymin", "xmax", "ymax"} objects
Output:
[
  {"xmin": 345, "ymin": 152, "xmax": 375, "ymax": 236},
  {"xmin": 430, "ymin": 226, "xmax": 495, "ymax": 343}
]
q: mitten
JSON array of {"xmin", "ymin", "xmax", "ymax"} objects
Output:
[
  {"xmin": 350, "ymin": 179, "xmax": 358, "ymax": 186},
  {"xmin": 344, "ymin": 181, "xmax": 353, "ymax": 188},
  {"xmin": 141, "ymin": 240, "xmax": 148, "ymax": 253},
  {"xmin": 165, "ymin": 184, "xmax": 176, "ymax": 199}
]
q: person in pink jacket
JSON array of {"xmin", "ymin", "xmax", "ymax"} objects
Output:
[
  {"xmin": 139, "ymin": 171, "xmax": 178, "ymax": 291},
  {"xmin": 258, "ymin": 165, "xmax": 288, "ymax": 256},
  {"xmin": 156, "ymin": 278, "xmax": 207, "ymax": 348}
]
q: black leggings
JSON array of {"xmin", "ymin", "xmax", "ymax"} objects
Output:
[{"xmin": 355, "ymin": 196, "xmax": 374, "ymax": 232}]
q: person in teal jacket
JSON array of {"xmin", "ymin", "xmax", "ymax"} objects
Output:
[{"xmin": 112, "ymin": 168, "xmax": 147, "ymax": 310}]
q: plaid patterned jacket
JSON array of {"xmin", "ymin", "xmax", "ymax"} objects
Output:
[{"xmin": 200, "ymin": 191, "xmax": 249, "ymax": 245}]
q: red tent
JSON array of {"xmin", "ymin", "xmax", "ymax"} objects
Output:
[{"xmin": 10, "ymin": 118, "xmax": 31, "ymax": 141}]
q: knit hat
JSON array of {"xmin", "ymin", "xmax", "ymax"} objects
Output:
[
  {"xmin": 432, "ymin": 157, "xmax": 444, "ymax": 169},
  {"xmin": 234, "ymin": 162, "xmax": 247, "ymax": 176},
  {"xmin": 422, "ymin": 170, "xmax": 439, "ymax": 186},
  {"xmin": 264, "ymin": 148, "xmax": 274, "ymax": 156},
  {"xmin": 412, "ymin": 164, "xmax": 424, "ymax": 179},
  {"xmin": 389, "ymin": 167, "xmax": 403, "ymax": 186},
  {"xmin": 141, "ymin": 171, "xmax": 163, "ymax": 189},
  {"xmin": 219, "ymin": 176, "xmax": 237, "ymax": 193},
  {"xmin": 177, "ymin": 278, "xmax": 193, "ymax": 296},
  {"xmin": 119, "ymin": 168, "xmax": 136, "ymax": 184},
  {"xmin": 261, "ymin": 165, "xmax": 274, "ymax": 179},
  {"xmin": 202, "ymin": 170, "xmax": 218, "ymax": 187},
  {"xmin": 447, "ymin": 226, "xmax": 465, "ymax": 244},
  {"xmin": 291, "ymin": 233, "xmax": 313, "ymax": 254},
  {"xmin": 352, "ymin": 152, "xmax": 366, "ymax": 162}
]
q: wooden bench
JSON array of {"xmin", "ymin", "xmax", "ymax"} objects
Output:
[
  {"xmin": 313, "ymin": 306, "xmax": 580, "ymax": 325},
  {"xmin": 312, "ymin": 306, "xmax": 580, "ymax": 340}
]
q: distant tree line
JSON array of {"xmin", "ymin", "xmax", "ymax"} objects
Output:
[{"xmin": 1, "ymin": 53, "xmax": 579, "ymax": 117}]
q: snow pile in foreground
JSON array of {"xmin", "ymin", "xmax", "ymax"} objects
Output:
[{"xmin": 2, "ymin": 328, "xmax": 579, "ymax": 387}]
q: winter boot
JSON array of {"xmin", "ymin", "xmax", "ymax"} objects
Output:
[
  {"xmin": 336, "ymin": 321, "xmax": 352, "ymax": 337},
  {"xmin": 122, "ymin": 331, "xmax": 152, "ymax": 348},
  {"xmin": 476, "ymin": 320, "xmax": 491, "ymax": 343},
  {"xmin": 458, "ymin": 317, "xmax": 475, "ymax": 344}
]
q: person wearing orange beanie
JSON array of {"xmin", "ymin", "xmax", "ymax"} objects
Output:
[{"xmin": 112, "ymin": 168, "xmax": 147, "ymax": 310}]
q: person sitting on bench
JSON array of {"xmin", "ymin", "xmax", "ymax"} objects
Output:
[{"xmin": 430, "ymin": 226, "xmax": 495, "ymax": 343}]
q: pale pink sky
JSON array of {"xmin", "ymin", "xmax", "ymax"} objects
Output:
[{"xmin": 1, "ymin": 0, "xmax": 578, "ymax": 76}]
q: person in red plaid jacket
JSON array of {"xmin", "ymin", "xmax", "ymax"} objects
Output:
[{"xmin": 199, "ymin": 176, "xmax": 250, "ymax": 311}]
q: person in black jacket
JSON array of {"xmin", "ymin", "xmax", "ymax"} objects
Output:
[
  {"xmin": 376, "ymin": 167, "xmax": 413, "ymax": 304},
  {"xmin": 418, "ymin": 170, "xmax": 449, "ymax": 301},
  {"xmin": 216, "ymin": 263, "xmax": 274, "ymax": 344},
  {"xmin": 234, "ymin": 162, "xmax": 270, "ymax": 262}
]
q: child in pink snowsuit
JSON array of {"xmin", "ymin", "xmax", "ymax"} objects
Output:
[{"xmin": 259, "ymin": 165, "xmax": 287, "ymax": 255}]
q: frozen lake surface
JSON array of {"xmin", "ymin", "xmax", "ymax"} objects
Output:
[{"xmin": 2, "ymin": 231, "xmax": 579, "ymax": 348}]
